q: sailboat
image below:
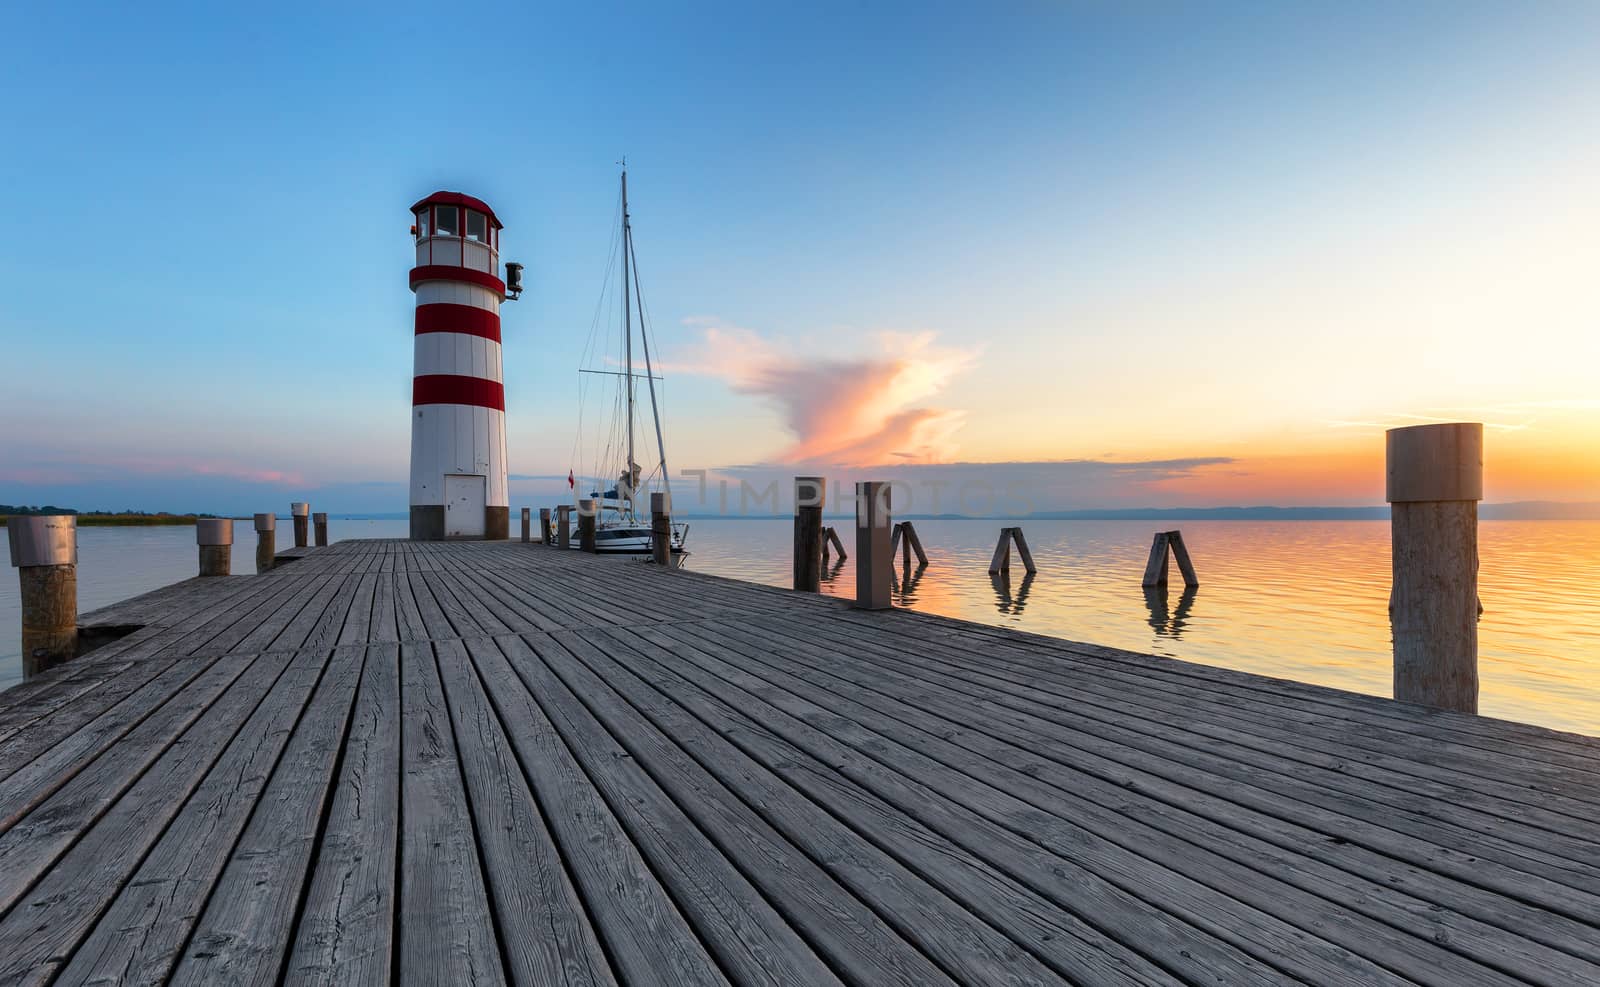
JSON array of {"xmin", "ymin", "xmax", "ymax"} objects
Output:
[{"xmin": 566, "ymin": 166, "xmax": 689, "ymax": 556}]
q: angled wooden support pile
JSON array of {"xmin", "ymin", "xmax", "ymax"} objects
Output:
[
  {"xmin": 819, "ymin": 526, "xmax": 848, "ymax": 565},
  {"xmin": 1141, "ymin": 529, "xmax": 1199, "ymax": 588},
  {"xmin": 889, "ymin": 521, "xmax": 928, "ymax": 568},
  {"xmin": 987, "ymin": 527, "xmax": 1036, "ymax": 575}
]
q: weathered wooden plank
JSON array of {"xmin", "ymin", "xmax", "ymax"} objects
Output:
[
  {"xmin": 436, "ymin": 638, "xmax": 616, "ymax": 987},
  {"xmin": 557, "ymin": 628, "xmax": 1109, "ymax": 986},
  {"xmin": 169, "ymin": 645, "xmax": 365, "ymax": 986},
  {"xmin": 22, "ymin": 649, "xmax": 319, "ymax": 987},
  {"xmin": 397, "ymin": 641, "xmax": 505, "ymax": 986},
  {"xmin": 696, "ymin": 617, "xmax": 1595, "ymax": 983},
  {"xmin": 471, "ymin": 635, "xmax": 730, "ymax": 987},
  {"xmin": 285, "ymin": 643, "xmax": 401, "ymax": 986},
  {"xmin": 650, "ymin": 619, "xmax": 1436, "ymax": 985}
]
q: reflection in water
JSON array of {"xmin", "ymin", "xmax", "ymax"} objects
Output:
[
  {"xmin": 1144, "ymin": 585, "xmax": 1198, "ymax": 638},
  {"xmin": 991, "ymin": 571, "xmax": 1036, "ymax": 615},
  {"xmin": 892, "ymin": 562, "xmax": 929, "ymax": 604},
  {"xmin": 819, "ymin": 558, "xmax": 846, "ymax": 585}
]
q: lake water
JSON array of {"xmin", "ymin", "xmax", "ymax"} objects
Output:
[{"xmin": 2, "ymin": 518, "xmax": 1597, "ymax": 735}]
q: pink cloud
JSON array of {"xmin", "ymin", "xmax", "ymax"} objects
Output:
[{"xmin": 669, "ymin": 322, "xmax": 978, "ymax": 467}]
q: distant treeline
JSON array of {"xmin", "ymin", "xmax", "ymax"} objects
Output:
[{"xmin": 0, "ymin": 506, "xmax": 215, "ymax": 527}]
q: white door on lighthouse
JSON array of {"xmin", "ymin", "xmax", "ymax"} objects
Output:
[{"xmin": 443, "ymin": 474, "xmax": 486, "ymax": 538}]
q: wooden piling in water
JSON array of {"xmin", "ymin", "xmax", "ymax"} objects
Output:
[
  {"xmin": 253, "ymin": 514, "xmax": 276, "ymax": 573},
  {"xmin": 7, "ymin": 515, "xmax": 77, "ymax": 679},
  {"xmin": 1142, "ymin": 530, "xmax": 1197, "ymax": 588},
  {"xmin": 577, "ymin": 499, "xmax": 597, "ymax": 553},
  {"xmin": 793, "ymin": 476, "xmax": 825, "ymax": 592},
  {"xmin": 989, "ymin": 527, "xmax": 1037, "ymax": 575},
  {"xmin": 539, "ymin": 508, "xmax": 553, "ymax": 546},
  {"xmin": 890, "ymin": 521, "xmax": 929, "ymax": 567},
  {"xmin": 1387, "ymin": 422, "xmax": 1482, "ymax": 713},
  {"xmin": 196, "ymin": 518, "xmax": 233, "ymax": 577},
  {"xmin": 820, "ymin": 526, "xmax": 847, "ymax": 565},
  {"xmin": 290, "ymin": 502, "xmax": 310, "ymax": 549},
  {"xmin": 312, "ymin": 512, "xmax": 328, "ymax": 547},
  {"xmin": 855, "ymin": 481, "xmax": 892, "ymax": 609},
  {"xmin": 651, "ymin": 492, "xmax": 672, "ymax": 567},
  {"xmin": 520, "ymin": 507, "xmax": 531, "ymax": 543}
]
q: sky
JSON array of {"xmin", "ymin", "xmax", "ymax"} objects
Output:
[{"xmin": 2, "ymin": 1, "xmax": 1598, "ymax": 515}]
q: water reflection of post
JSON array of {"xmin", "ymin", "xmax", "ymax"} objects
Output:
[
  {"xmin": 991, "ymin": 570, "xmax": 1035, "ymax": 615},
  {"xmin": 891, "ymin": 560, "xmax": 928, "ymax": 604},
  {"xmin": 820, "ymin": 557, "xmax": 846, "ymax": 585},
  {"xmin": 1142, "ymin": 584, "xmax": 1198, "ymax": 637}
]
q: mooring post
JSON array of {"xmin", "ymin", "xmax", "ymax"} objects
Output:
[
  {"xmin": 291, "ymin": 502, "xmax": 310, "ymax": 549},
  {"xmin": 989, "ymin": 528, "xmax": 1014, "ymax": 575},
  {"xmin": 855, "ymin": 481, "xmax": 892, "ymax": 609},
  {"xmin": 793, "ymin": 476, "xmax": 825, "ymax": 592},
  {"xmin": 651, "ymin": 492, "xmax": 672, "ymax": 567},
  {"xmin": 577, "ymin": 499, "xmax": 597, "ymax": 553},
  {"xmin": 253, "ymin": 513, "xmax": 276, "ymax": 573},
  {"xmin": 520, "ymin": 507, "xmax": 531, "ymax": 543},
  {"xmin": 1387, "ymin": 422, "xmax": 1483, "ymax": 713},
  {"xmin": 1142, "ymin": 530, "xmax": 1196, "ymax": 588},
  {"xmin": 196, "ymin": 518, "xmax": 233, "ymax": 577},
  {"xmin": 7, "ymin": 515, "xmax": 77, "ymax": 679},
  {"xmin": 539, "ymin": 508, "xmax": 553, "ymax": 546},
  {"xmin": 556, "ymin": 505, "xmax": 572, "ymax": 549},
  {"xmin": 313, "ymin": 512, "xmax": 329, "ymax": 547}
]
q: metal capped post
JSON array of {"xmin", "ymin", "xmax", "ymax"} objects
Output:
[
  {"xmin": 651, "ymin": 492, "xmax": 672, "ymax": 567},
  {"xmin": 793, "ymin": 476, "xmax": 825, "ymax": 592},
  {"xmin": 291, "ymin": 502, "xmax": 310, "ymax": 548},
  {"xmin": 313, "ymin": 512, "xmax": 329, "ymax": 547},
  {"xmin": 1387, "ymin": 423, "xmax": 1483, "ymax": 713},
  {"xmin": 196, "ymin": 518, "xmax": 233, "ymax": 577},
  {"xmin": 556, "ymin": 505, "xmax": 572, "ymax": 549},
  {"xmin": 577, "ymin": 499, "xmax": 598, "ymax": 553},
  {"xmin": 254, "ymin": 513, "xmax": 276, "ymax": 573},
  {"xmin": 539, "ymin": 508, "xmax": 553, "ymax": 546},
  {"xmin": 521, "ymin": 507, "xmax": 531, "ymax": 543},
  {"xmin": 855, "ymin": 481, "xmax": 892, "ymax": 609},
  {"xmin": 8, "ymin": 515, "xmax": 78, "ymax": 678}
]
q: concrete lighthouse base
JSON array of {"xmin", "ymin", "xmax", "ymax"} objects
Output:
[{"xmin": 409, "ymin": 505, "xmax": 510, "ymax": 541}]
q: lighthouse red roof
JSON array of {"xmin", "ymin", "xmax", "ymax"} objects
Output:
[{"xmin": 411, "ymin": 191, "xmax": 503, "ymax": 229}]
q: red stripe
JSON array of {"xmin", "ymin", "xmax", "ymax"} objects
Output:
[
  {"xmin": 414, "ymin": 303, "xmax": 501, "ymax": 342},
  {"xmin": 409, "ymin": 265, "xmax": 505, "ymax": 297},
  {"xmin": 412, "ymin": 374, "xmax": 505, "ymax": 411}
]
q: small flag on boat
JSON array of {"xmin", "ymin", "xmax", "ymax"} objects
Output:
[{"xmin": 567, "ymin": 470, "xmax": 575, "ymax": 489}]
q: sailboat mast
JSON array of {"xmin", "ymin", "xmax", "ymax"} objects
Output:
[{"xmin": 621, "ymin": 168, "xmax": 635, "ymax": 518}]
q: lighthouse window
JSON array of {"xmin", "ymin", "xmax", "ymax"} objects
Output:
[
  {"xmin": 465, "ymin": 210, "xmax": 487, "ymax": 242},
  {"xmin": 415, "ymin": 210, "xmax": 430, "ymax": 238},
  {"xmin": 435, "ymin": 205, "xmax": 458, "ymax": 237}
]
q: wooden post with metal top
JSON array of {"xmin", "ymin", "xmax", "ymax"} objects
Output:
[
  {"xmin": 253, "ymin": 513, "xmax": 276, "ymax": 573},
  {"xmin": 855, "ymin": 481, "xmax": 892, "ymax": 609},
  {"xmin": 577, "ymin": 499, "xmax": 597, "ymax": 554},
  {"xmin": 650, "ymin": 492, "xmax": 672, "ymax": 566},
  {"xmin": 1387, "ymin": 422, "xmax": 1482, "ymax": 713},
  {"xmin": 540, "ymin": 508, "xmax": 553, "ymax": 546},
  {"xmin": 8, "ymin": 515, "xmax": 77, "ymax": 679},
  {"xmin": 520, "ymin": 507, "xmax": 531, "ymax": 543},
  {"xmin": 556, "ymin": 505, "xmax": 572, "ymax": 549},
  {"xmin": 196, "ymin": 518, "xmax": 232, "ymax": 577},
  {"xmin": 793, "ymin": 477, "xmax": 825, "ymax": 592},
  {"xmin": 291, "ymin": 502, "xmax": 310, "ymax": 549},
  {"xmin": 313, "ymin": 512, "xmax": 329, "ymax": 547}
]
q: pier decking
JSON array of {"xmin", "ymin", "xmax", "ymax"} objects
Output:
[{"xmin": 0, "ymin": 539, "xmax": 1597, "ymax": 985}]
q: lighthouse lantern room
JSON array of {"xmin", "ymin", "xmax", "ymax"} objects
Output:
[{"xmin": 408, "ymin": 191, "xmax": 517, "ymax": 540}]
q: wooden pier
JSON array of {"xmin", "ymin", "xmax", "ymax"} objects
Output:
[{"xmin": 0, "ymin": 538, "xmax": 1596, "ymax": 985}]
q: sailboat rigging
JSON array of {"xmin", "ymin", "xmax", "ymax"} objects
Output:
[{"xmin": 567, "ymin": 166, "xmax": 688, "ymax": 556}]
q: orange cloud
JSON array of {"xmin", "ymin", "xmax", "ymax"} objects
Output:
[{"xmin": 670, "ymin": 322, "xmax": 979, "ymax": 466}]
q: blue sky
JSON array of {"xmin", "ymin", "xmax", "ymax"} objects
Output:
[{"xmin": 3, "ymin": 2, "xmax": 1598, "ymax": 513}]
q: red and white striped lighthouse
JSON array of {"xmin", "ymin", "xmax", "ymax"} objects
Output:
[{"xmin": 408, "ymin": 191, "xmax": 519, "ymax": 540}]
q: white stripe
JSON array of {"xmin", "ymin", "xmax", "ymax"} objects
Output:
[
  {"xmin": 413, "ymin": 332, "xmax": 502, "ymax": 380},
  {"xmin": 414, "ymin": 280, "xmax": 500, "ymax": 312}
]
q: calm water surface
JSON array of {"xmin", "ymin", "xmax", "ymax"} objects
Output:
[{"xmin": 2, "ymin": 519, "xmax": 1596, "ymax": 734}]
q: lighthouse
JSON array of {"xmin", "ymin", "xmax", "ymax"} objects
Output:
[{"xmin": 408, "ymin": 191, "xmax": 522, "ymax": 540}]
